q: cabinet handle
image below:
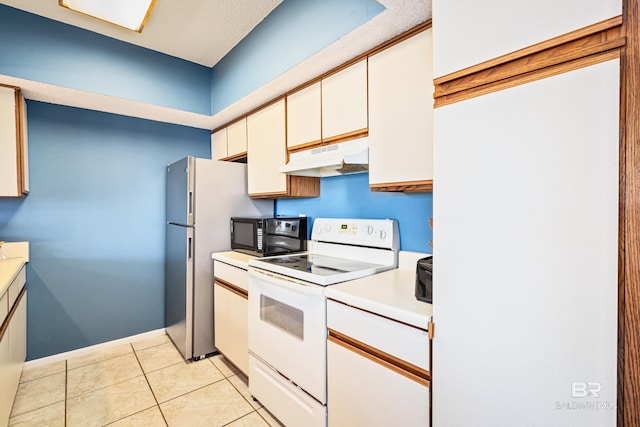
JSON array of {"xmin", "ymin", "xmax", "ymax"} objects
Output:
[{"xmin": 328, "ymin": 328, "xmax": 430, "ymax": 388}]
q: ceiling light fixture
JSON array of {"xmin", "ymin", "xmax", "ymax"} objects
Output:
[{"xmin": 59, "ymin": 0, "xmax": 157, "ymax": 33}]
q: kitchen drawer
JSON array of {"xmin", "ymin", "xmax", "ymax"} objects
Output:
[
  {"xmin": 249, "ymin": 355, "xmax": 325, "ymax": 427},
  {"xmin": 7, "ymin": 265, "xmax": 26, "ymax": 310},
  {"xmin": 327, "ymin": 299, "xmax": 429, "ymax": 370},
  {"xmin": 214, "ymin": 261, "xmax": 248, "ymax": 292}
]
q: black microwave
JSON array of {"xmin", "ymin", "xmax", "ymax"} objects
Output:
[{"xmin": 230, "ymin": 217, "xmax": 307, "ymax": 257}]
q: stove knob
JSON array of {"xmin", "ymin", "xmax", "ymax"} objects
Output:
[
  {"xmin": 367, "ymin": 226, "xmax": 374, "ymax": 235},
  {"xmin": 324, "ymin": 224, "xmax": 331, "ymax": 232},
  {"xmin": 379, "ymin": 230, "xmax": 387, "ymax": 239}
]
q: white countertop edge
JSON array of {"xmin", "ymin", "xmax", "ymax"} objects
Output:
[
  {"xmin": 212, "ymin": 251, "xmax": 257, "ymax": 270},
  {"xmin": 0, "ymin": 257, "xmax": 27, "ymax": 298},
  {"xmin": 324, "ymin": 262, "xmax": 433, "ymax": 330}
]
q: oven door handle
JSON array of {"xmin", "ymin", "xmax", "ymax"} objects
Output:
[{"xmin": 249, "ymin": 267, "xmax": 326, "ymax": 297}]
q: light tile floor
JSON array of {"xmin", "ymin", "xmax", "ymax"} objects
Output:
[{"xmin": 9, "ymin": 334, "xmax": 283, "ymax": 427}]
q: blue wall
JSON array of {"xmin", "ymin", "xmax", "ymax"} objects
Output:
[
  {"xmin": 0, "ymin": 1, "xmax": 433, "ymax": 359},
  {"xmin": 276, "ymin": 174, "xmax": 433, "ymax": 253},
  {"xmin": 210, "ymin": 0, "xmax": 385, "ymax": 114},
  {"xmin": 0, "ymin": 102, "xmax": 210, "ymax": 360},
  {"xmin": 0, "ymin": 5, "xmax": 211, "ymax": 115}
]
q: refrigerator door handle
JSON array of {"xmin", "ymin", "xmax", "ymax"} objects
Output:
[{"xmin": 188, "ymin": 236, "xmax": 193, "ymax": 260}]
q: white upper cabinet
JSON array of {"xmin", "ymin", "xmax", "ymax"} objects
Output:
[
  {"xmin": 287, "ymin": 82, "xmax": 322, "ymax": 150},
  {"xmin": 227, "ymin": 118, "xmax": 248, "ymax": 159},
  {"xmin": 368, "ymin": 29, "xmax": 434, "ymax": 191},
  {"xmin": 211, "ymin": 127, "xmax": 227, "ymax": 160},
  {"xmin": 211, "ymin": 118, "xmax": 247, "ymax": 161},
  {"xmin": 0, "ymin": 86, "xmax": 28, "ymax": 198},
  {"xmin": 321, "ymin": 59, "xmax": 368, "ymax": 142},
  {"xmin": 247, "ymin": 100, "xmax": 288, "ymax": 196},
  {"xmin": 432, "ymin": 0, "xmax": 622, "ymax": 79}
]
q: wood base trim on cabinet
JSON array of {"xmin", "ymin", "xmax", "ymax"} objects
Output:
[
  {"xmin": 434, "ymin": 17, "xmax": 624, "ymax": 107},
  {"xmin": 249, "ymin": 176, "xmax": 319, "ymax": 199},
  {"xmin": 434, "ymin": 16, "xmax": 622, "ymax": 88},
  {"xmin": 0, "ymin": 286, "xmax": 26, "ymax": 342},
  {"xmin": 328, "ymin": 328, "xmax": 431, "ymax": 388},
  {"xmin": 288, "ymin": 139, "xmax": 324, "ymax": 154},
  {"xmin": 221, "ymin": 152, "xmax": 247, "ymax": 162},
  {"xmin": 321, "ymin": 128, "xmax": 368, "ymax": 145},
  {"xmin": 214, "ymin": 278, "xmax": 248, "ymax": 299},
  {"xmin": 370, "ymin": 180, "xmax": 433, "ymax": 193},
  {"xmin": 435, "ymin": 49, "xmax": 621, "ymax": 108},
  {"xmin": 287, "ymin": 176, "xmax": 320, "ymax": 198}
]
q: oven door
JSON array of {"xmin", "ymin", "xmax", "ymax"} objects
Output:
[{"xmin": 248, "ymin": 267, "xmax": 326, "ymax": 403}]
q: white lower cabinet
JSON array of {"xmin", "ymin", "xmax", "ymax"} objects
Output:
[
  {"xmin": 213, "ymin": 261, "xmax": 249, "ymax": 375},
  {"xmin": 327, "ymin": 300, "xmax": 431, "ymax": 427},
  {"xmin": 328, "ymin": 339, "xmax": 430, "ymax": 427},
  {"xmin": 0, "ymin": 264, "xmax": 27, "ymax": 427}
]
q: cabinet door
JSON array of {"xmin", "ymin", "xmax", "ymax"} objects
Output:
[
  {"xmin": 433, "ymin": 0, "xmax": 621, "ymax": 79},
  {"xmin": 214, "ymin": 282, "xmax": 248, "ymax": 375},
  {"xmin": 227, "ymin": 118, "xmax": 247, "ymax": 159},
  {"xmin": 211, "ymin": 128, "xmax": 228, "ymax": 160},
  {"xmin": 327, "ymin": 339, "xmax": 429, "ymax": 427},
  {"xmin": 433, "ymin": 60, "xmax": 619, "ymax": 426},
  {"xmin": 0, "ymin": 86, "xmax": 28, "ymax": 197},
  {"xmin": 0, "ymin": 331, "xmax": 11, "ymax": 427},
  {"xmin": 247, "ymin": 99, "xmax": 288, "ymax": 196},
  {"xmin": 368, "ymin": 30, "xmax": 434, "ymax": 191},
  {"xmin": 8, "ymin": 292, "xmax": 26, "ymax": 389},
  {"xmin": 287, "ymin": 82, "xmax": 321, "ymax": 150},
  {"xmin": 321, "ymin": 60, "xmax": 368, "ymax": 143}
]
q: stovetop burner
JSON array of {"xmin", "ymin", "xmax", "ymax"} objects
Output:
[{"xmin": 258, "ymin": 254, "xmax": 381, "ymax": 277}]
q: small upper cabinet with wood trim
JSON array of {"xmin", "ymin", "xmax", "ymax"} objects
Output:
[
  {"xmin": 227, "ymin": 118, "xmax": 248, "ymax": 160},
  {"xmin": 247, "ymin": 99, "xmax": 319, "ymax": 199},
  {"xmin": 321, "ymin": 59, "xmax": 368, "ymax": 144},
  {"xmin": 211, "ymin": 118, "xmax": 248, "ymax": 162},
  {"xmin": 368, "ymin": 28, "xmax": 434, "ymax": 192},
  {"xmin": 211, "ymin": 127, "xmax": 228, "ymax": 160},
  {"xmin": 0, "ymin": 85, "xmax": 29, "ymax": 198},
  {"xmin": 286, "ymin": 82, "xmax": 322, "ymax": 151}
]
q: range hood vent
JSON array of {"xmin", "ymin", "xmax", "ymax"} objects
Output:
[{"xmin": 279, "ymin": 138, "xmax": 368, "ymax": 177}]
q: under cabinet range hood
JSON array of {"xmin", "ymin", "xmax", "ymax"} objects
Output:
[{"xmin": 279, "ymin": 138, "xmax": 369, "ymax": 177}]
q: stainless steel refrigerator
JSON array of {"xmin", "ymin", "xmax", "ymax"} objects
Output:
[{"xmin": 165, "ymin": 156, "xmax": 273, "ymax": 360}]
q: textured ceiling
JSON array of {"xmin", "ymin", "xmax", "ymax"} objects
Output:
[
  {"xmin": 0, "ymin": 0, "xmax": 431, "ymax": 130},
  {"xmin": 0, "ymin": 0, "xmax": 282, "ymax": 67}
]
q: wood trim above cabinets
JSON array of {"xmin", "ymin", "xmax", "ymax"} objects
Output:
[
  {"xmin": 434, "ymin": 16, "xmax": 624, "ymax": 107},
  {"xmin": 370, "ymin": 180, "xmax": 433, "ymax": 193}
]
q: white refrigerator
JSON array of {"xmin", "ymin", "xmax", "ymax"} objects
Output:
[{"xmin": 165, "ymin": 156, "xmax": 273, "ymax": 360}]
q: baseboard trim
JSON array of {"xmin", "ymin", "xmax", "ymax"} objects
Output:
[{"xmin": 24, "ymin": 328, "xmax": 167, "ymax": 369}]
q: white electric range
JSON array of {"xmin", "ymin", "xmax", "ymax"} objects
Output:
[{"xmin": 247, "ymin": 218, "xmax": 399, "ymax": 427}]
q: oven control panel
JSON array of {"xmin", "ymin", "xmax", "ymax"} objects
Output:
[{"xmin": 311, "ymin": 218, "xmax": 399, "ymax": 250}]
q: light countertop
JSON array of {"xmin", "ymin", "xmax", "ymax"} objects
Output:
[
  {"xmin": 324, "ymin": 251, "xmax": 433, "ymax": 330},
  {"xmin": 0, "ymin": 258, "xmax": 27, "ymax": 298},
  {"xmin": 212, "ymin": 251, "xmax": 258, "ymax": 270}
]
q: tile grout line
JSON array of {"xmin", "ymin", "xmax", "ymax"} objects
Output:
[{"xmin": 131, "ymin": 343, "xmax": 169, "ymax": 427}]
